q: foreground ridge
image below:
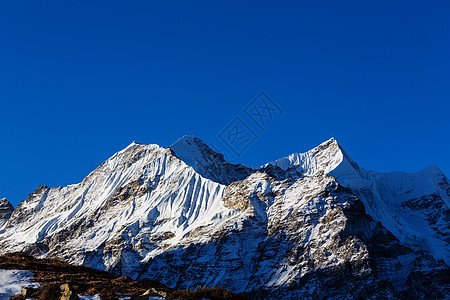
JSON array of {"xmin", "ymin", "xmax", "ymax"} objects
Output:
[{"xmin": 0, "ymin": 136, "xmax": 448, "ymax": 299}]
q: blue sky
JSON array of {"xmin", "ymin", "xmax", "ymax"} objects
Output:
[{"xmin": 1, "ymin": 1, "xmax": 449, "ymax": 207}]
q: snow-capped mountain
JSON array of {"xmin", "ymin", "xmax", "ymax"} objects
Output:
[
  {"xmin": 268, "ymin": 138, "xmax": 450, "ymax": 264},
  {"xmin": 0, "ymin": 136, "xmax": 448, "ymax": 299}
]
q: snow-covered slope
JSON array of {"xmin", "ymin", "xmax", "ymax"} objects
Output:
[
  {"xmin": 0, "ymin": 142, "xmax": 239, "ymax": 277},
  {"xmin": 0, "ymin": 137, "xmax": 448, "ymax": 299},
  {"xmin": 268, "ymin": 138, "xmax": 450, "ymax": 264},
  {"xmin": 0, "ymin": 269, "xmax": 38, "ymax": 300}
]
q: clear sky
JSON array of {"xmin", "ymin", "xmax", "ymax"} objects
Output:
[{"xmin": 1, "ymin": 1, "xmax": 449, "ymax": 207}]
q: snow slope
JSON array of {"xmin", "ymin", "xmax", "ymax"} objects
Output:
[{"xmin": 0, "ymin": 269, "xmax": 38, "ymax": 300}]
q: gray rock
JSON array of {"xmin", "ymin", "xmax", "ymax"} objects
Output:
[{"xmin": 0, "ymin": 198, "xmax": 13, "ymax": 226}]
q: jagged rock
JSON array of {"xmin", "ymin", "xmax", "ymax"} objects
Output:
[
  {"xmin": 144, "ymin": 288, "xmax": 167, "ymax": 298},
  {"xmin": 60, "ymin": 284, "xmax": 79, "ymax": 300},
  {"xmin": 132, "ymin": 293, "xmax": 151, "ymax": 300},
  {"xmin": 21, "ymin": 287, "xmax": 38, "ymax": 298},
  {"xmin": 0, "ymin": 198, "xmax": 14, "ymax": 228}
]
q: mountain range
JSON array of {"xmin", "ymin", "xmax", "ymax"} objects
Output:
[{"xmin": 0, "ymin": 136, "xmax": 448, "ymax": 299}]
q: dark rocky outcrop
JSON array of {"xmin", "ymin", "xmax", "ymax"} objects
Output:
[{"xmin": 0, "ymin": 198, "xmax": 14, "ymax": 225}]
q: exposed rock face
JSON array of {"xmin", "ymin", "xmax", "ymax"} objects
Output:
[
  {"xmin": 0, "ymin": 137, "xmax": 448, "ymax": 299},
  {"xmin": 140, "ymin": 171, "xmax": 448, "ymax": 299},
  {"xmin": 60, "ymin": 283, "xmax": 80, "ymax": 300},
  {"xmin": 0, "ymin": 197, "xmax": 14, "ymax": 228}
]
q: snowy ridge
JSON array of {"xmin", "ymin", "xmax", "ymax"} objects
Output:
[{"xmin": 267, "ymin": 138, "xmax": 450, "ymax": 263}]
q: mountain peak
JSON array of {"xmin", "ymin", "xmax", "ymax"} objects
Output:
[
  {"xmin": 173, "ymin": 135, "xmax": 202, "ymax": 144},
  {"xmin": 170, "ymin": 135, "xmax": 226, "ymax": 166},
  {"xmin": 265, "ymin": 137, "xmax": 355, "ymax": 176},
  {"xmin": 322, "ymin": 136, "xmax": 338, "ymax": 145},
  {"xmin": 170, "ymin": 136, "xmax": 252, "ymax": 185}
]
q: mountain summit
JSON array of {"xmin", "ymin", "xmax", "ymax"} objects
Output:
[
  {"xmin": 170, "ymin": 135, "xmax": 252, "ymax": 185},
  {"xmin": 0, "ymin": 137, "xmax": 448, "ymax": 299},
  {"xmin": 265, "ymin": 137, "xmax": 359, "ymax": 176},
  {"xmin": 267, "ymin": 138, "xmax": 450, "ymax": 263}
]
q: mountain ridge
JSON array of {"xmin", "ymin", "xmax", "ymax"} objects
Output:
[{"xmin": 0, "ymin": 136, "xmax": 448, "ymax": 299}]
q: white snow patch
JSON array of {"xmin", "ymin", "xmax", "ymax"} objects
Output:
[
  {"xmin": 0, "ymin": 269, "xmax": 38, "ymax": 300},
  {"xmin": 79, "ymin": 295, "xmax": 101, "ymax": 300}
]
